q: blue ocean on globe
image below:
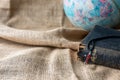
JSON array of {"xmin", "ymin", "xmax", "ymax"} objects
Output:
[{"xmin": 63, "ymin": 0, "xmax": 120, "ymax": 30}]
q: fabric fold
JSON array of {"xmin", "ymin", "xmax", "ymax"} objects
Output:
[
  {"xmin": 0, "ymin": 24, "xmax": 87, "ymax": 50},
  {"xmin": 0, "ymin": 0, "xmax": 120, "ymax": 80}
]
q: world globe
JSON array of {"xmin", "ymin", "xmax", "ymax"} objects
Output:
[{"xmin": 63, "ymin": 0, "xmax": 120, "ymax": 31}]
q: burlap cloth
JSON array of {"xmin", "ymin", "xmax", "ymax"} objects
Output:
[{"xmin": 0, "ymin": 0, "xmax": 120, "ymax": 80}]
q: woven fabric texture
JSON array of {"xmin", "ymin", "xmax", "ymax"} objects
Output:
[{"xmin": 0, "ymin": 0, "xmax": 120, "ymax": 80}]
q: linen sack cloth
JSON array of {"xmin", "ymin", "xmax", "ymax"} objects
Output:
[{"xmin": 0, "ymin": 0, "xmax": 120, "ymax": 80}]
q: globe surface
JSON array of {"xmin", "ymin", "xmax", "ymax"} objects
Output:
[{"xmin": 63, "ymin": 0, "xmax": 120, "ymax": 30}]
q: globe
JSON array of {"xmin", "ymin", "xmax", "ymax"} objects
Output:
[{"xmin": 63, "ymin": 0, "xmax": 120, "ymax": 31}]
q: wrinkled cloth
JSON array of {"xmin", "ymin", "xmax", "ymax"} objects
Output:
[{"xmin": 0, "ymin": 0, "xmax": 120, "ymax": 80}]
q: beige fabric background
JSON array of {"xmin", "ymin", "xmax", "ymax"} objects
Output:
[{"xmin": 0, "ymin": 0, "xmax": 120, "ymax": 80}]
